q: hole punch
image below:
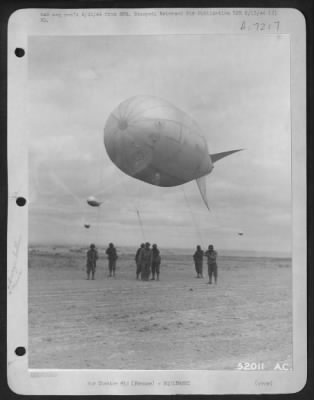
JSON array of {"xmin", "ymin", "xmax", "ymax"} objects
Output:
[
  {"xmin": 15, "ymin": 48, "xmax": 25, "ymax": 57},
  {"xmin": 16, "ymin": 197, "xmax": 27, "ymax": 207},
  {"xmin": 15, "ymin": 347, "xmax": 26, "ymax": 356}
]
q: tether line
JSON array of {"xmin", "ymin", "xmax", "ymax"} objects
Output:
[
  {"xmin": 181, "ymin": 185, "xmax": 204, "ymax": 247},
  {"xmin": 136, "ymin": 208, "xmax": 145, "ymax": 242}
]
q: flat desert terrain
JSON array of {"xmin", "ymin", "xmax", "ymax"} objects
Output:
[{"xmin": 29, "ymin": 247, "xmax": 292, "ymax": 370}]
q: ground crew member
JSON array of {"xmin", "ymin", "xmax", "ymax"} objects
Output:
[
  {"xmin": 139, "ymin": 242, "xmax": 152, "ymax": 281},
  {"xmin": 151, "ymin": 244, "xmax": 161, "ymax": 281},
  {"xmin": 193, "ymin": 245, "xmax": 204, "ymax": 278},
  {"xmin": 86, "ymin": 243, "xmax": 98, "ymax": 280},
  {"xmin": 106, "ymin": 243, "xmax": 118, "ymax": 278},
  {"xmin": 135, "ymin": 243, "xmax": 145, "ymax": 280},
  {"xmin": 205, "ymin": 244, "xmax": 218, "ymax": 284}
]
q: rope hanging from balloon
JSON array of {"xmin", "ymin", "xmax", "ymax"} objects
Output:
[
  {"xmin": 95, "ymin": 206, "xmax": 101, "ymax": 246},
  {"xmin": 135, "ymin": 208, "xmax": 146, "ymax": 242},
  {"xmin": 181, "ymin": 185, "xmax": 205, "ymax": 248},
  {"xmin": 133, "ymin": 181, "xmax": 146, "ymax": 242},
  {"xmin": 95, "ymin": 162, "xmax": 105, "ymax": 246}
]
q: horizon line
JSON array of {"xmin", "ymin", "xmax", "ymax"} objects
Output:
[{"xmin": 29, "ymin": 243, "xmax": 291, "ymax": 258}]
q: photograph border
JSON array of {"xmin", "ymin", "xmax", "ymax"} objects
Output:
[{"xmin": 2, "ymin": 0, "xmax": 312, "ymax": 397}]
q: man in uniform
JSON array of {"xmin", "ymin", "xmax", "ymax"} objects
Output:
[
  {"xmin": 135, "ymin": 243, "xmax": 145, "ymax": 280},
  {"xmin": 151, "ymin": 244, "xmax": 161, "ymax": 281},
  {"xmin": 86, "ymin": 243, "xmax": 98, "ymax": 280},
  {"xmin": 193, "ymin": 245, "xmax": 204, "ymax": 278},
  {"xmin": 205, "ymin": 244, "xmax": 218, "ymax": 284},
  {"xmin": 105, "ymin": 243, "xmax": 118, "ymax": 278},
  {"xmin": 139, "ymin": 242, "xmax": 152, "ymax": 281}
]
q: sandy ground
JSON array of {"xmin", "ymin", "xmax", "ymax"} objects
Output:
[{"xmin": 28, "ymin": 248, "xmax": 292, "ymax": 370}]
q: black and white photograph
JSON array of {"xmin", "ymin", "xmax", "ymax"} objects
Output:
[{"xmin": 7, "ymin": 8, "xmax": 307, "ymax": 395}]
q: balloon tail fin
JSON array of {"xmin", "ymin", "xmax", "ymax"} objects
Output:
[
  {"xmin": 210, "ymin": 149, "xmax": 244, "ymax": 163},
  {"xmin": 196, "ymin": 177, "xmax": 210, "ymax": 210}
]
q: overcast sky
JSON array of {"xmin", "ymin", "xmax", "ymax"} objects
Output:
[{"xmin": 28, "ymin": 34, "xmax": 291, "ymax": 254}]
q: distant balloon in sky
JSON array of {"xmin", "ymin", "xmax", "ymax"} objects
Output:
[
  {"xmin": 104, "ymin": 95, "xmax": 242, "ymax": 209},
  {"xmin": 84, "ymin": 224, "xmax": 91, "ymax": 229},
  {"xmin": 87, "ymin": 196, "xmax": 102, "ymax": 207},
  {"xmin": 238, "ymin": 232, "xmax": 244, "ymax": 236}
]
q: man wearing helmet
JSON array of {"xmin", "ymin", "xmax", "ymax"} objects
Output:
[
  {"xmin": 151, "ymin": 244, "xmax": 161, "ymax": 281},
  {"xmin": 86, "ymin": 243, "xmax": 98, "ymax": 280},
  {"xmin": 106, "ymin": 243, "xmax": 118, "ymax": 278},
  {"xmin": 135, "ymin": 243, "xmax": 145, "ymax": 280},
  {"xmin": 139, "ymin": 242, "xmax": 152, "ymax": 281},
  {"xmin": 205, "ymin": 244, "xmax": 218, "ymax": 284},
  {"xmin": 193, "ymin": 245, "xmax": 204, "ymax": 278}
]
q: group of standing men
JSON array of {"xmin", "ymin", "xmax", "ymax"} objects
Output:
[
  {"xmin": 86, "ymin": 242, "xmax": 217, "ymax": 284},
  {"xmin": 135, "ymin": 242, "xmax": 161, "ymax": 281},
  {"xmin": 86, "ymin": 242, "xmax": 118, "ymax": 280},
  {"xmin": 193, "ymin": 244, "xmax": 218, "ymax": 284},
  {"xmin": 86, "ymin": 242, "xmax": 161, "ymax": 281}
]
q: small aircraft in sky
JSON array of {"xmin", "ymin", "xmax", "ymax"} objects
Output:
[{"xmin": 86, "ymin": 196, "xmax": 102, "ymax": 207}]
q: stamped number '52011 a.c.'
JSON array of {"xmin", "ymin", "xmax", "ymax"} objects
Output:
[{"xmin": 237, "ymin": 362, "xmax": 265, "ymax": 370}]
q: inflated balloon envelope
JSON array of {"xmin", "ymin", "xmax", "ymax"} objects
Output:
[
  {"xmin": 86, "ymin": 196, "xmax": 102, "ymax": 207},
  {"xmin": 104, "ymin": 95, "xmax": 243, "ymax": 209}
]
